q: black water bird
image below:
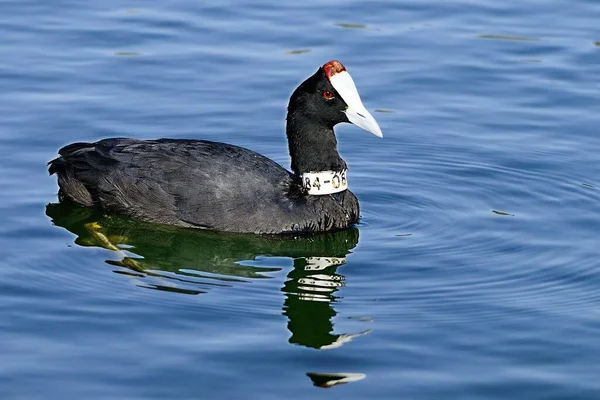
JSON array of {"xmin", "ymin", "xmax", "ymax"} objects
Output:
[{"xmin": 49, "ymin": 60, "xmax": 382, "ymax": 234}]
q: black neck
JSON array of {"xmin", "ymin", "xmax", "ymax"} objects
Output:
[{"xmin": 286, "ymin": 112, "xmax": 346, "ymax": 175}]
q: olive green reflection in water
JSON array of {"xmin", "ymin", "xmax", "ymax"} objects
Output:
[
  {"xmin": 285, "ymin": 49, "xmax": 312, "ymax": 55},
  {"xmin": 114, "ymin": 51, "xmax": 142, "ymax": 56},
  {"xmin": 478, "ymin": 34, "xmax": 539, "ymax": 41},
  {"xmin": 335, "ymin": 22, "xmax": 368, "ymax": 29},
  {"xmin": 492, "ymin": 209, "xmax": 514, "ymax": 216},
  {"xmin": 46, "ymin": 201, "xmax": 366, "ymax": 349}
]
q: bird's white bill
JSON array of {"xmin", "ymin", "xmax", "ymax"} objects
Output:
[
  {"xmin": 329, "ymin": 70, "xmax": 383, "ymax": 138},
  {"xmin": 344, "ymin": 107, "xmax": 383, "ymax": 138}
]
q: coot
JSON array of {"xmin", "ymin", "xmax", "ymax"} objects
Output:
[{"xmin": 49, "ymin": 60, "xmax": 382, "ymax": 234}]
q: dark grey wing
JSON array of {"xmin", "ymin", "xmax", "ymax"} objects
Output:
[
  {"xmin": 50, "ymin": 138, "xmax": 295, "ymax": 230},
  {"xmin": 50, "ymin": 138, "xmax": 183, "ymax": 225},
  {"xmin": 156, "ymin": 141, "xmax": 296, "ymax": 231}
]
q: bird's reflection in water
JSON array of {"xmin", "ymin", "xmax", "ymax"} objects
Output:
[
  {"xmin": 46, "ymin": 201, "xmax": 370, "ymax": 350},
  {"xmin": 306, "ymin": 372, "xmax": 366, "ymax": 388},
  {"xmin": 283, "ymin": 255, "xmax": 370, "ymax": 350}
]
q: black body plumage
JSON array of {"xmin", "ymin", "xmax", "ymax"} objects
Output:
[{"xmin": 49, "ymin": 62, "xmax": 372, "ymax": 234}]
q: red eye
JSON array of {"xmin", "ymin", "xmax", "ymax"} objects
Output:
[{"xmin": 322, "ymin": 91, "xmax": 334, "ymax": 99}]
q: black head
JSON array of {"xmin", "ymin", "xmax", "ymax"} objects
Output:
[
  {"xmin": 287, "ymin": 67, "xmax": 350, "ymax": 129},
  {"xmin": 285, "ymin": 60, "xmax": 382, "ymax": 175}
]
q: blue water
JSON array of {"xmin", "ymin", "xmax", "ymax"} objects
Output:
[{"xmin": 1, "ymin": 0, "xmax": 600, "ymax": 398}]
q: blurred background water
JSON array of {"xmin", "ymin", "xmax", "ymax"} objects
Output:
[{"xmin": 1, "ymin": 0, "xmax": 599, "ymax": 398}]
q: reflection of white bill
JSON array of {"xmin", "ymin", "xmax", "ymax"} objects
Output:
[
  {"xmin": 306, "ymin": 372, "xmax": 367, "ymax": 388},
  {"xmin": 319, "ymin": 329, "xmax": 371, "ymax": 350},
  {"xmin": 303, "ymin": 256, "xmax": 346, "ymax": 271}
]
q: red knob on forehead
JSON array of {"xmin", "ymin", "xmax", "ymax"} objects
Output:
[{"xmin": 322, "ymin": 60, "xmax": 346, "ymax": 79}]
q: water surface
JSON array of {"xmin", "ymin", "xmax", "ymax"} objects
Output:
[{"xmin": 1, "ymin": 0, "xmax": 600, "ymax": 398}]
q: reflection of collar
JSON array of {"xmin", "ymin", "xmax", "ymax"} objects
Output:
[
  {"xmin": 297, "ymin": 256, "xmax": 346, "ymax": 302},
  {"xmin": 301, "ymin": 170, "xmax": 348, "ymax": 195},
  {"xmin": 304, "ymin": 256, "xmax": 346, "ymax": 271}
]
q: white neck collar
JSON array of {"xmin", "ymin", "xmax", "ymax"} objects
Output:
[{"xmin": 301, "ymin": 170, "xmax": 348, "ymax": 195}]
